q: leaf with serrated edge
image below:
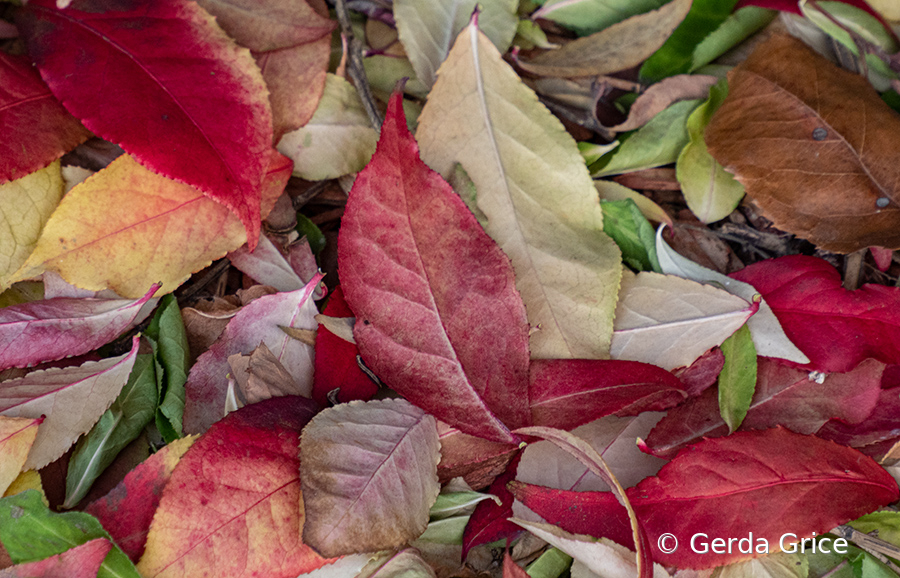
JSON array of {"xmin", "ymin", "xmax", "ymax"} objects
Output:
[
  {"xmin": 0, "ymin": 336, "xmax": 139, "ymax": 470},
  {"xmin": 417, "ymin": 18, "xmax": 622, "ymax": 359},
  {"xmin": 610, "ymin": 271, "xmax": 755, "ymax": 370},
  {"xmin": 301, "ymin": 399, "xmax": 441, "ymax": 557},
  {"xmin": 718, "ymin": 324, "xmax": 757, "ymax": 432},
  {"xmin": 656, "ymin": 226, "xmax": 809, "ymax": 363},
  {"xmin": 0, "ymin": 416, "xmax": 41, "ymax": 496}
]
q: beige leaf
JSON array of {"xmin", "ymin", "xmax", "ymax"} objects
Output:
[
  {"xmin": 227, "ymin": 342, "xmax": 302, "ymax": 404},
  {"xmin": 417, "ymin": 20, "xmax": 622, "ymax": 359}
]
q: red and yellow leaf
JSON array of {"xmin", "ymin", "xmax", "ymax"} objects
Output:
[{"xmin": 0, "ymin": 416, "xmax": 42, "ymax": 496}]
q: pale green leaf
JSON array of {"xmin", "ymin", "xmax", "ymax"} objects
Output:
[
  {"xmin": 718, "ymin": 324, "xmax": 757, "ymax": 433},
  {"xmin": 395, "ymin": 0, "xmax": 518, "ymax": 88},
  {"xmin": 357, "ymin": 549, "xmax": 437, "ymax": 578},
  {"xmin": 527, "ymin": 547, "xmax": 573, "ymax": 578},
  {"xmin": 417, "ymin": 516, "xmax": 468, "ymax": 544},
  {"xmin": 713, "ymin": 551, "xmax": 808, "ymax": 578},
  {"xmin": 690, "ymin": 7, "xmax": 775, "ymax": 72},
  {"xmin": 277, "ymin": 74, "xmax": 378, "ymax": 180},
  {"xmin": 677, "ymin": 78, "xmax": 745, "ymax": 223},
  {"xmin": 514, "ymin": 19, "xmax": 557, "ymax": 50},
  {"xmin": 531, "ymin": 0, "xmax": 666, "ymax": 36},
  {"xmin": 417, "ymin": 21, "xmax": 623, "ymax": 359},
  {"xmin": 430, "ymin": 491, "xmax": 499, "ymax": 520}
]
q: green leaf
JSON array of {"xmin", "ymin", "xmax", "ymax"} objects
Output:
[
  {"xmin": 64, "ymin": 353, "xmax": 157, "ymax": 508},
  {"xmin": 676, "ymin": 77, "xmax": 745, "ymax": 223},
  {"xmin": 718, "ymin": 323, "xmax": 757, "ymax": 432},
  {"xmin": 850, "ymin": 549, "xmax": 897, "ymax": 578},
  {"xmin": 526, "ymin": 547, "xmax": 573, "ymax": 578},
  {"xmin": 144, "ymin": 293, "xmax": 188, "ymax": 442},
  {"xmin": 429, "ymin": 491, "xmax": 500, "ymax": 520},
  {"xmin": 690, "ymin": 7, "xmax": 775, "ymax": 72},
  {"xmin": 600, "ymin": 199, "xmax": 660, "ymax": 272},
  {"xmin": 640, "ymin": 0, "xmax": 740, "ymax": 83},
  {"xmin": 295, "ymin": 213, "xmax": 326, "ymax": 256},
  {"xmin": 0, "ymin": 490, "xmax": 142, "ymax": 578},
  {"xmin": 531, "ymin": 0, "xmax": 667, "ymax": 36},
  {"xmin": 416, "ymin": 516, "xmax": 468, "ymax": 544},
  {"xmin": 591, "ymin": 99, "xmax": 701, "ymax": 177},
  {"xmin": 849, "ymin": 511, "xmax": 900, "ymax": 547}
]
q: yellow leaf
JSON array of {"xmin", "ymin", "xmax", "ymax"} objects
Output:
[
  {"xmin": 0, "ymin": 161, "xmax": 64, "ymax": 289},
  {"xmin": 10, "ymin": 151, "xmax": 291, "ymax": 297},
  {"xmin": 416, "ymin": 20, "xmax": 622, "ymax": 359},
  {"xmin": 0, "ymin": 416, "xmax": 41, "ymax": 496},
  {"xmin": 3, "ymin": 470, "xmax": 46, "ymax": 504}
]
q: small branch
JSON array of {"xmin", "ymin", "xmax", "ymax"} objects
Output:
[{"xmin": 334, "ymin": 0, "xmax": 384, "ymax": 131}]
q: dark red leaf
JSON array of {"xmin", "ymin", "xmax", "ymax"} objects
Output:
[
  {"xmin": 817, "ymin": 386, "xmax": 900, "ymax": 448},
  {"xmin": 462, "ymin": 454, "xmax": 522, "ymax": 560},
  {"xmin": 673, "ymin": 347, "xmax": 724, "ymax": 397}
]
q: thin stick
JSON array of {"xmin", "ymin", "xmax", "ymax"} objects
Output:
[{"xmin": 334, "ymin": 0, "xmax": 384, "ymax": 131}]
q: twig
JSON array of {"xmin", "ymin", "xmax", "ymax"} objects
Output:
[
  {"xmin": 333, "ymin": 0, "xmax": 383, "ymax": 131},
  {"xmin": 832, "ymin": 525, "xmax": 900, "ymax": 573}
]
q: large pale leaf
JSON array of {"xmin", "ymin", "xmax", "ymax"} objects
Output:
[
  {"xmin": 137, "ymin": 396, "xmax": 327, "ymax": 578},
  {"xmin": 0, "ymin": 337, "xmax": 138, "ymax": 469},
  {"xmin": 0, "ymin": 52, "xmax": 91, "ymax": 184},
  {"xmin": 395, "ymin": 0, "xmax": 517, "ymax": 88},
  {"xmin": 338, "ymin": 92, "xmax": 529, "ymax": 443},
  {"xmin": 0, "ymin": 416, "xmax": 41, "ymax": 496},
  {"xmin": 704, "ymin": 34, "xmax": 900, "ymax": 252},
  {"xmin": 301, "ymin": 399, "xmax": 441, "ymax": 557},
  {"xmin": 183, "ymin": 275, "xmax": 319, "ymax": 433},
  {"xmin": 417, "ymin": 20, "xmax": 623, "ymax": 359},
  {"xmin": 17, "ymin": 0, "xmax": 274, "ymax": 245},
  {"xmin": 0, "ymin": 283, "xmax": 157, "ymax": 370},
  {"xmin": 0, "ymin": 161, "xmax": 64, "ymax": 288},
  {"xmin": 517, "ymin": 0, "xmax": 691, "ymax": 77},
  {"xmin": 9, "ymin": 151, "xmax": 291, "ymax": 297},
  {"xmin": 610, "ymin": 271, "xmax": 756, "ymax": 370}
]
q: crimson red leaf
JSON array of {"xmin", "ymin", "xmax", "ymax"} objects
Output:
[
  {"xmin": 0, "ymin": 52, "xmax": 91, "ymax": 184},
  {"xmin": 529, "ymin": 359, "xmax": 686, "ymax": 430},
  {"xmin": 673, "ymin": 347, "xmax": 724, "ymax": 397},
  {"xmin": 312, "ymin": 285, "xmax": 377, "ymax": 406},
  {"xmin": 16, "ymin": 0, "xmax": 274, "ymax": 246},
  {"xmin": 462, "ymin": 454, "xmax": 522, "ymax": 559},
  {"xmin": 512, "ymin": 428, "xmax": 899, "ymax": 568},
  {"xmin": 338, "ymin": 92, "xmax": 530, "ymax": 443},
  {"xmin": 730, "ymin": 255, "xmax": 900, "ymax": 372},
  {"xmin": 643, "ymin": 357, "xmax": 884, "ymax": 458}
]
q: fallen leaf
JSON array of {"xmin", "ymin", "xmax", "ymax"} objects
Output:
[
  {"xmin": 394, "ymin": 0, "xmax": 518, "ymax": 88},
  {"xmin": 227, "ymin": 342, "xmax": 301, "ymax": 403},
  {"xmin": 0, "ymin": 538, "xmax": 111, "ymax": 578},
  {"xmin": 0, "ymin": 284, "xmax": 157, "ymax": 370},
  {"xmin": 517, "ymin": 0, "xmax": 692, "ymax": 77},
  {"xmin": 705, "ymin": 34, "xmax": 900, "ymax": 253},
  {"xmin": 0, "ymin": 52, "xmax": 91, "ymax": 185},
  {"xmin": 339, "ymin": 91, "xmax": 529, "ymax": 443},
  {"xmin": 608, "ymin": 74, "xmax": 718, "ymax": 132},
  {"xmin": 17, "ymin": 0, "xmax": 274, "ymax": 245},
  {"xmin": 645, "ymin": 358, "xmax": 884, "ymax": 458},
  {"xmin": 511, "ymin": 428, "xmax": 899, "ymax": 568},
  {"xmin": 436, "ymin": 423, "xmax": 518, "ymax": 487},
  {"xmin": 183, "ymin": 275, "xmax": 319, "ymax": 434},
  {"xmin": 357, "ymin": 549, "xmax": 437, "ymax": 578},
  {"xmin": 600, "ymin": 199, "xmax": 660, "ymax": 272},
  {"xmin": 730, "ymin": 255, "xmax": 900, "ymax": 372},
  {"xmin": 85, "ymin": 436, "xmax": 196, "ymax": 563},
  {"xmin": 0, "ymin": 336, "xmax": 139, "ymax": 470},
  {"xmin": 816, "ymin": 383, "xmax": 900, "ymax": 449},
  {"xmin": 227, "ymin": 234, "xmax": 305, "ymax": 292},
  {"xmin": 137, "ymin": 396, "xmax": 327, "ymax": 578},
  {"xmin": 144, "ymin": 294, "xmax": 190, "ymax": 442},
  {"xmin": 462, "ymin": 454, "xmax": 522, "ymax": 558},
  {"xmin": 717, "ymin": 324, "xmax": 757, "ymax": 432},
  {"xmin": 609, "ymin": 271, "xmax": 756, "ymax": 370},
  {"xmin": 594, "ymin": 180, "xmax": 673, "ymax": 228},
  {"xmin": 0, "ymin": 417, "xmax": 41, "ymax": 496},
  {"xmin": 0, "ymin": 162, "xmax": 64, "ymax": 289},
  {"xmin": 9, "ymin": 151, "xmax": 291, "ymax": 297},
  {"xmin": 417, "ymin": 19, "xmax": 623, "ymax": 360},
  {"xmin": 503, "ymin": 548, "xmax": 530, "ymax": 578},
  {"xmin": 301, "ymin": 399, "xmax": 441, "ymax": 557}
]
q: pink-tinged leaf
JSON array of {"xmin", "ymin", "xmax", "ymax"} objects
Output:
[
  {"xmin": 817, "ymin": 384, "xmax": 900, "ymax": 448},
  {"xmin": 338, "ymin": 92, "xmax": 530, "ymax": 444},
  {"xmin": 0, "ymin": 538, "xmax": 111, "ymax": 578},
  {"xmin": 511, "ymin": 427, "xmax": 900, "ymax": 568},
  {"xmin": 0, "ymin": 52, "xmax": 91, "ymax": 184},
  {"xmin": 871, "ymin": 247, "xmax": 894, "ymax": 271},
  {"xmin": 300, "ymin": 398, "xmax": 441, "ymax": 557},
  {"xmin": 228, "ymin": 234, "xmax": 305, "ymax": 292},
  {"xmin": 137, "ymin": 396, "xmax": 328, "ymax": 578},
  {"xmin": 0, "ymin": 416, "xmax": 42, "ymax": 496},
  {"xmin": 0, "ymin": 284, "xmax": 157, "ymax": 370},
  {"xmin": 16, "ymin": 0, "xmax": 274, "ymax": 246},
  {"xmin": 529, "ymin": 360, "xmax": 686, "ymax": 431},
  {"xmin": 673, "ymin": 348, "xmax": 725, "ymax": 398},
  {"xmin": 463, "ymin": 454, "xmax": 523, "ymax": 559},
  {"xmin": 312, "ymin": 286, "xmax": 378, "ymax": 406},
  {"xmin": 503, "ymin": 549, "xmax": 530, "ymax": 578},
  {"xmin": 643, "ymin": 358, "xmax": 884, "ymax": 458},
  {"xmin": 183, "ymin": 275, "xmax": 320, "ymax": 433},
  {"xmin": 437, "ymin": 423, "xmax": 518, "ymax": 488},
  {"xmin": 0, "ymin": 336, "xmax": 138, "ymax": 469},
  {"xmin": 86, "ymin": 436, "xmax": 196, "ymax": 563},
  {"xmin": 730, "ymin": 255, "xmax": 900, "ymax": 372}
]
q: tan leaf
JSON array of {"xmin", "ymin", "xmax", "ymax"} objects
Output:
[{"xmin": 227, "ymin": 342, "xmax": 302, "ymax": 404}]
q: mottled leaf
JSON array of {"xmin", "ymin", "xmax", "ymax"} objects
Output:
[
  {"xmin": 0, "ymin": 538, "xmax": 111, "ymax": 578},
  {"xmin": 0, "ymin": 416, "xmax": 41, "ymax": 496}
]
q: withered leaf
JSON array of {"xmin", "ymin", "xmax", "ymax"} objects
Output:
[{"xmin": 705, "ymin": 34, "xmax": 900, "ymax": 253}]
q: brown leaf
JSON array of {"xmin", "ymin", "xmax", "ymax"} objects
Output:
[
  {"xmin": 705, "ymin": 34, "xmax": 900, "ymax": 253},
  {"xmin": 608, "ymin": 75, "xmax": 718, "ymax": 133},
  {"xmin": 227, "ymin": 342, "xmax": 303, "ymax": 404}
]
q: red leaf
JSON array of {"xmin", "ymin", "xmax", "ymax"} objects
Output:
[
  {"xmin": 643, "ymin": 358, "xmax": 884, "ymax": 458},
  {"xmin": 502, "ymin": 549, "xmax": 530, "ymax": 578},
  {"xmin": 817, "ymin": 385, "xmax": 900, "ymax": 448},
  {"xmin": 0, "ymin": 538, "xmax": 111, "ymax": 578},
  {"xmin": 437, "ymin": 423, "xmax": 518, "ymax": 487},
  {"xmin": 137, "ymin": 396, "xmax": 329, "ymax": 578},
  {"xmin": 338, "ymin": 92, "xmax": 531, "ymax": 443},
  {"xmin": 462, "ymin": 454, "xmax": 523, "ymax": 560},
  {"xmin": 512, "ymin": 428, "xmax": 899, "ymax": 568},
  {"xmin": 731, "ymin": 255, "xmax": 900, "ymax": 372},
  {"xmin": 673, "ymin": 347, "xmax": 724, "ymax": 397},
  {"xmin": 0, "ymin": 52, "xmax": 91, "ymax": 184},
  {"xmin": 529, "ymin": 360, "xmax": 686, "ymax": 430},
  {"xmin": 16, "ymin": 0, "xmax": 274, "ymax": 246},
  {"xmin": 312, "ymin": 286, "xmax": 377, "ymax": 406}
]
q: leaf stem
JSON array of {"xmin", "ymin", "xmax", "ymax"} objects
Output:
[{"xmin": 333, "ymin": 0, "xmax": 384, "ymax": 131}]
